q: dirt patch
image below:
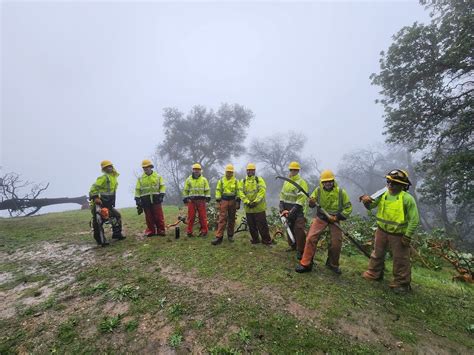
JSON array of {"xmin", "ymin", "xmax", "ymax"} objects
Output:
[
  {"xmin": 0, "ymin": 271, "xmax": 14, "ymax": 285},
  {"xmin": 102, "ymin": 301, "xmax": 130, "ymax": 316},
  {"xmin": 336, "ymin": 311, "xmax": 396, "ymax": 348},
  {"xmin": 0, "ymin": 242, "xmax": 96, "ymax": 319}
]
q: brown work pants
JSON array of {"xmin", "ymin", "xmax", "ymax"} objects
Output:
[
  {"xmin": 364, "ymin": 228, "xmax": 411, "ymax": 287},
  {"xmin": 215, "ymin": 200, "xmax": 237, "ymax": 238},
  {"xmin": 246, "ymin": 211, "xmax": 272, "ymax": 244},
  {"xmin": 300, "ymin": 217, "xmax": 342, "ymax": 267},
  {"xmin": 287, "ymin": 216, "xmax": 306, "ymax": 254}
]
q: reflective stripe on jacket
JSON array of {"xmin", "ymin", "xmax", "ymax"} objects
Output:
[
  {"xmin": 370, "ymin": 190, "xmax": 419, "ymax": 236},
  {"xmin": 239, "ymin": 176, "xmax": 267, "ymax": 213},
  {"xmin": 310, "ymin": 181, "xmax": 352, "ymax": 218},
  {"xmin": 279, "ymin": 174, "xmax": 308, "ymax": 207},
  {"xmin": 215, "ymin": 176, "xmax": 239, "ymax": 200},
  {"xmin": 89, "ymin": 170, "xmax": 119, "ymax": 199},
  {"xmin": 135, "ymin": 171, "xmax": 166, "ymax": 198},
  {"xmin": 183, "ymin": 175, "xmax": 211, "ymax": 199}
]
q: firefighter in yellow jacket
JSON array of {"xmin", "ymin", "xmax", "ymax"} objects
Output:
[
  {"xmin": 296, "ymin": 170, "xmax": 352, "ymax": 274},
  {"xmin": 360, "ymin": 169, "xmax": 420, "ymax": 294},
  {"xmin": 211, "ymin": 164, "xmax": 240, "ymax": 245},
  {"xmin": 279, "ymin": 162, "xmax": 308, "ymax": 260},
  {"xmin": 135, "ymin": 159, "xmax": 166, "ymax": 237},
  {"xmin": 89, "ymin": 160, "xmax": 125, "ymax": 246}
]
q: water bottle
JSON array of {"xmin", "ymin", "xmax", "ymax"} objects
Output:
[{"xmin": 175, "ymin": 226, "xmax": 180, "ymax": 239}]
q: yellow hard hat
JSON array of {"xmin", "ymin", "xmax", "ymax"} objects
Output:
[
  {"xmin": 320, "ymin": 170, "xmax": 335, "ymax": 182},
  {"xmin": 246, "ymin": 163, "xmax": 256, "ymax": 170},
  {"xmin": 192, "ymin": 163, "xmax": 202, "ymax": 170},
  {"xmin": 101, "ymin": 160, "xmax": 113, "ymax": 169},
  {"xmin": 142, "ymin": 159, "xmax": 153, "ymax": 168},
  {"xmin": 225, "ymin": 164, "xmax": 234, "ymax": 172},
  {"xmin": 386, "ymin": 169, "xmax": 411, "ymax": 186},
  {"xmin": 288, "ymin": 161, "xmax": 301, "ymax": 170}
]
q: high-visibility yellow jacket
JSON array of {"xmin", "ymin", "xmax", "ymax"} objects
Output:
[
  {"xmin": 89, "ymin": 170, "xmax": 119, "ymax": 201},
  {"xmin": 183, "ymin": 175, "xmax": 210, "ymax": 199},
  {"xmin": 310, "ymin": 181, "xmax": 352, "ymax": 219},
  {"xmin": 369, "ymin": 190, "xmax": 419, "ymax": 236},
  {"xmin": 215, "ymin": 176, "xmax": 239, "ymax": 200},
  {"xmin": 135, "ymin": 171, "xmax": 166, "ymax": 198},
  {"xmin": 239, "ymin": 176, "xmax": 267, "ymax": 213},
  {"xmin": 279, "ymin": 174, "xmax": 308, "ymax": 207}
]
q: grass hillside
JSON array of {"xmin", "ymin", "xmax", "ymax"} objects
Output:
[{"xmin": 0, "ymin": 207, "xmax": 473, "ymax": 354}]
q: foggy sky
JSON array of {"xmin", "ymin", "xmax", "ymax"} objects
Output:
[{"xmin": 1, "ymin": 1, "xmax": 429, "ymax": 212}]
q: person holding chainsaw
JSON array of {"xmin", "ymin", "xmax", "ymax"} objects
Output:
[
  {"xmin": 135, "ymin": 159, "xmax": 166, "ymax": 237},
  {"xmin": 183, "ymin": 163, "xmax": 211, "ymax": 237},
  {"xmin": 279, "ymin": 161, "xmax": 309, "ymax": 259},
  {"xmin": 89, "ymin": 160, "xmax": 125, "ymax": 246},
  {"xmin": 211, "ymin": 164, "xmax": 240, "ymax": 245},
  {"xmin": 239, "ymin": 163, "xmax": 273, "ymax": 245},
  {"xmin": 360, "ymin": 169, "xmax": 419, "ymax": 294},
  {"xmin": 295, "ymin": 170, "xmax": 352, "ymax": 274}
]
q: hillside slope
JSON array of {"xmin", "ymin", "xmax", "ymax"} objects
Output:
[{"xmin": 1, "ymin": 207, "xmax": 473, "ymax": 354}]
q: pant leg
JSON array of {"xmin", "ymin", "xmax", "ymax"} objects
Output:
[
  {"xmin": 227, "ymin": 200, "xmax": 236, "ymax": 236},
  {"xmin": 186, "ymin": 201, "xmax": 196, "ymax": 234},
  {"xmin": 293, "ymin": 216, "xmax": 307, "ymax": 254},
  {"xmin": 255, "ymin": 211, "xmax": 272, "ymax": 244},
  {"xmin": 301, "ymin": 218, "xmax": 328, "ymax": 267},
  {"xmin": 246, "ymin": 213, "xmax": 259, "ymax": 242},
  {"xmin": 327, "ymin": 223, "xmax": 343, "ymax": 267},
  {"xmin": 215, "ymin": 200, "xmax": 229, "ymax": 238},
  {"xmin": 364, "ymin": 228, "xmax": 389, "ymax": 279},
  {"xmin": 153, "ymin": 204, "xmax": 166, "ymax": 234},
  {"xmin": 196, "ymin": 200, "xmax": 209, "ymax": 234},
  {"xmin": 91, "ymin": 207, "xmax": 102, "ymax": 244},
  {"xmin": 388, "ymin": 233, "xmax": 412, "ymax": 287},
  {"xmin": 143, "ymin": 207, "xmax": 155, "ymax": 235},
  {"xmin": 109, "ymin": 207, "xmax": 122, "ymax": 236}
]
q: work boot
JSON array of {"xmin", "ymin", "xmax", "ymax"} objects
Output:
[
  {"xmin": 296, "ymin": 251, "xmax": 303, "ymax": 260},
  {"xmin": 362, "ymin": 270, "xmax": 383, "ymax": 281},
  {"xmin": 211, "ymin": 237, "xmax": 223, "ymax": 245},
  {"xmin": 250, "ymin": 239, "xmax": 261, "ymax": 244},
  {"xmin": 295, "ymin": 262, "xmax": 313, "ymax": 273},
  {"xmin": 391, "ymin": 285, "xmax": 412, "ymax": 294},
  {"xmin": 325, "ymin": 258, "xmax": 342, "ymax": 275},
  {"xmin": 227, "ymin": 235, "xmax": 234, "ymax": 242},
  {"xmin": 112, "ymin": 233, "xmax": 126, "ymax": 240},
  {"xmin": 187, "ymin": 233, "xmax": 193, "ymax": 238},
  {"xmin": 156, "ymin": 231, "xmax": 166, "ymax": 237},
  {"xmin": 198, "ymin": 232, "xmax": 208, "ymax": 237},
  {"xmin": 101, "ymin": 241, "xmax": 110, "ymax": 247}
]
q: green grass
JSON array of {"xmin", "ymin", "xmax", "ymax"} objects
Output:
[{"xmin": 0, "ymin": 206, "xmax": 473, "ymax": 353}]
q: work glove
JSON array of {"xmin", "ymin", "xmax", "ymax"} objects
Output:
[
  {"xmin": 247, "ymin": 202, "xmax": 257, "ymax": 208},
  {"xmin": 236, "ymin": 200, "xmax": 241, "ymax": 210},
  {"xmin": 137, "ymin": 206, "xmax": 143, "ymax": 215},
  {"xmin": 288, "ymin": 205, "xmax": 300, "ymax": 220},
  {"xmin": 280, "ymin": 210, "xmax": 289, "ymax": 218},
  {"xmin": 308, "ymin": 198, "xmax": 317, "ymax": 208},
  {"xmin": 134, "ymin": 197, "xmax": 142, "ymax": 207},
  {"xmin": 183, "ymin": 197, "xmax": 190, "ymax": 204},
  {"xmin": 157, "ymin": 193, "xmax": 165, "ymax": 204},
  {"xmin": 359, "ymin": 194, "xmax": 374, "ymax": 204},
  {"xmin": 279, "ymin": 201, "xmax": 285, "ymax": 213},
  {"xmin": 94, "ymin": 197, "xmax": 102, "ymax": 206},
  {"xmin": 401, "ymin": 235, "xmax": 411, "ymax": 247},
  {"xmin": 205, "ymin": 197, "xmax": 211, "ymax": 203},
  {"xmin": 327, "ymin": 215, "xmax": 338, "ymax": 224}
]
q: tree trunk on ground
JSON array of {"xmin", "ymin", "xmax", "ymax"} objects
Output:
[{"xmin": 0, "ymin": 196, "xmax": 89, "ymax": 213}]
